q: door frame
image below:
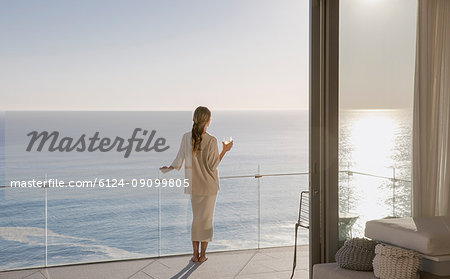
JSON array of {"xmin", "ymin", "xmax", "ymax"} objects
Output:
[{"xmin": 309, "ymin": 0, "xmax": 339, "ymax": 276}]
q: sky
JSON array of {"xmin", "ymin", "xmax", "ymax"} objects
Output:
[
  {"xmin": 339, "ymin": 0, "xmax": 417, "ymax": 109},
  {"xmin": 0, "ymin": 0, "xmax": 416, "ymax": 110}
]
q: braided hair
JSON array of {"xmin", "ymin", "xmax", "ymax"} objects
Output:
[{"xmin": 192, "ymin": 106, "xmax": 211, "ymax": 156}]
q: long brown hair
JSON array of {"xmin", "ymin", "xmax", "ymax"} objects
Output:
[{"xmin": 192, "ymin": 106, "xmax": 211, "ymax": 155}]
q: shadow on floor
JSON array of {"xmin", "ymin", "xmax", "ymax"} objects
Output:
[{"xmin": 170, "ymin": 260, "xmax": 203, "ymax": 279}]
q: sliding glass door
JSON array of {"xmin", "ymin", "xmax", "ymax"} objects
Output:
[{"xmin": 338, "ymin": 0, "xmax": 417, "ymax": 244}]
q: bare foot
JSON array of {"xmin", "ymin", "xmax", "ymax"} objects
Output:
[
  {"xmin": 192, "ymin": 252, "xmax": 199, "ymax": 262},
  {"xmin": 198, "ymin": 255, "xmax": 208, "ymax": 262}
]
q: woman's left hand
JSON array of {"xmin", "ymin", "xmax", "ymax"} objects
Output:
[{"xmin": 222, "ymin": 141, "xmax": 233, "ymax": 152}]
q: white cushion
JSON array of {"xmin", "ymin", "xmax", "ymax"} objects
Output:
[
  {"xmin": 313, "ymin": 263, "xmax": 376, "ymax": 279},
  {"xmin": 365, "ymin": 217, "xmax": 450, "ymax": 256}
]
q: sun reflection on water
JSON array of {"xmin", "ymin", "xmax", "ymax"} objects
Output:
[
  {"xmin": 351, "ymin": 113, "xmax": 398, "ymax": 175},
  {"xmin": 339, "ymin": 110, "xmax": 412, "ymax": 237}
]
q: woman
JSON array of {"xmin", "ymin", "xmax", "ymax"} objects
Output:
[{"xmin": 160, "ymin": 106, "xmax": 233, "ymax": 263}]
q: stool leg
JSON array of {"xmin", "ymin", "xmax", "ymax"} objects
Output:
[{"xmin": 290, "ymin": 223, "xmax": 299, "ymax": 279}]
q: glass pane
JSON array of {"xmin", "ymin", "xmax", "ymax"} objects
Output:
[
  {"xmin": 0, "ymin": 187, "xmax": 45, "ymax": 270},
  {"xmin": 339, "ymin": 0, "xmax": 417, "ymax": 242},
  {"xmin": 260, "ymin": 174, "xmax": 309, "ymax": 248},
  {"xmin": 47, "ymin": 184, "xmax": 159, "ymax": 265},
  {"xmin": 160, "ymin": 172, "xmax": 192, "ymax": 256},
  {"xmin": 212, "ymin": 178, "xmax": 259, "ymax": 251}
]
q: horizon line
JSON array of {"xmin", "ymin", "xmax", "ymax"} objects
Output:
[{"xmin": 0, "ymin": 108, "xmax": 411, "ymax": 112}]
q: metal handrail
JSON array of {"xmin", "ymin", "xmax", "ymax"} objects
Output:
[
  {"xmin": 342, "ymin": 170, "xmax": 411, "ymax": 183},
  {"xmin": 220, "ymin": 171, "xmax": 309, "ymax": 179}
]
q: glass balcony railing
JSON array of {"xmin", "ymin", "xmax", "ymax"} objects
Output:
[
  {"xmin": 0, "ymin": 167, "xmax": 411, "ymax": 271},
  {"xmin": 0, "ymin": 167, "xmax": 309, "ymax": 271},
  {"xmin": 338, "ymin": 167, "xmax": 412, "ymax": 241}
]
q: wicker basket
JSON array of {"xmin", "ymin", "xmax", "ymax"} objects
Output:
[
  {"xmin": 335, "ymin": 238, "xmax": 378, "ymax": 271},
  {"xmin": 373, "ymin": 244, "xmax": 421, "ymax": 279}
]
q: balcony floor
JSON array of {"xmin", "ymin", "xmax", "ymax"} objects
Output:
[{"xmin": 0, "ymin": 245, "xmax": 309, "ymax": 279}]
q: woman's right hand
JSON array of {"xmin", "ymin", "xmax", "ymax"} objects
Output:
[{"xmin": 160, "ymin": 166, "xmax": 174, "ymax": 174}]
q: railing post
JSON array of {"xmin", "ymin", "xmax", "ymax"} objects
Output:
[
  {"xmin": 44, "ymin": 174, "xmax": 48, "ymax": 267},
  {"xmin": 346, "ymin": 162, "xmax": 351, "ymax": 214},
  {"xmin": 158, "ymin": 170, "xmax": 161, "ymax": 257},
  {"xmin": 257, "ymin": 165, "xmax": 261, "ymax": 249},
  {"xmin": 392, "ymin": 168, "xmax": 396, "ymax": 217}
]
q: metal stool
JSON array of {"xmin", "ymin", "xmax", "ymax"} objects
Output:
[{"xmin": 290, "ymin": 190, "xmax": 309, "ymax": 279}]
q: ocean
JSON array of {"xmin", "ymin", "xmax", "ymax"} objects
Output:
[{"xmin": 0, "ymin": 109, "xmax": 411, "ymax": 270}]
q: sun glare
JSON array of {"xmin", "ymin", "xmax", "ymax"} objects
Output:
[{"xmin": 350, "ymin": 113, "xmax": 397, "ymax": 175}]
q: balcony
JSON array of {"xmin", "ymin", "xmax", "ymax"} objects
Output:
[
  {"xmin": 0, "ymin": 168, "xmax": 410, "ymax": 277},
  {"xmin": 0, "ymin": 169, "xmax": 309, "ymax": 273}
]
